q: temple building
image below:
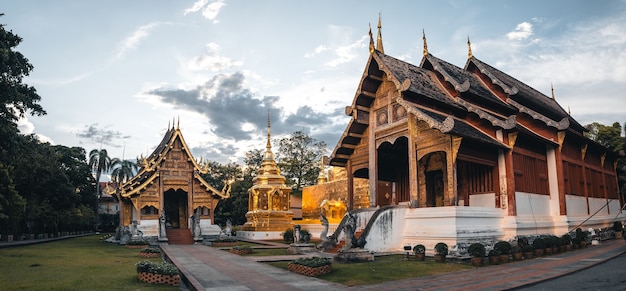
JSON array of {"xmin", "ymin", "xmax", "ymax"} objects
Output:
[
  {"xmin": 321, "ymin": 20, "xmax": 624, "ymax": 253},
  {"xmin": 114, "ymin": 121, "xmax": 230, "ymax": 243},
  {"xmin": 238, "ymin": 116, "xmax": 294, "ymax": 240}
]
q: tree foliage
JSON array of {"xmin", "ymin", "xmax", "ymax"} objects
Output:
[{"xmin": 276, "ymin": 131, "xmax": 326, "ymax": 196}]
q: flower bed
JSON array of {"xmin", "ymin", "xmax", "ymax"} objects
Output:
[
  {"xmin": 139, "ymin": 247, "xmax": 162, "ymax": 258},
  {"xmin": 287, "ymin": 257, "xmax": 332, "ymax": 277},
  {"xmin": 229, "ymin": 246, "xmax": 252, "ymax": 255},
  {"xmin": 135, "ymin": 260, "xmax": 180, "ymax": 286},
  {"xmin": 126, "ymin": 244, "xmax": 149, "ymax": 249},
  {"xmin": 137, "ymin": 272, "xmax": 179, "ymax": 286},
  {"xmin": 288, "ymin": 263, "xmax": 332, "ymax": 277}
]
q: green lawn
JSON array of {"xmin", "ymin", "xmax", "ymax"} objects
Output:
[
  {"xmin": 267, "ymin": 255, "xmax": 473, "ymax": 286},
  {"xmin": 0, "ymin": 235, "xmax": 177, "ymax": 290}
]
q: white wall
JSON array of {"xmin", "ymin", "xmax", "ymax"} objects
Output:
[{"xmin": 469, "ymin": 193, "xmax": 495, "ymax": 208}]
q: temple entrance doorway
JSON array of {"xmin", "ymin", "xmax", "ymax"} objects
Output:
[
  {"xmin": 164, "ymin": 188, "xmax": 188, "ymax": 229},
  {"xmin": 426, "ymin": 170, "xmax": 444, "ymax": 207},
  {"xmin": 377, "ymin": 137, "xmax": 410, "ymax": 205}
]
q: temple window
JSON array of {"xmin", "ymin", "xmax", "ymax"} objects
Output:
[{"xmin": 141, "ymin": 206, "xmax": 159, "ymax": 216}]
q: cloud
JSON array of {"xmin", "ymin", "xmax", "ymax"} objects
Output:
[
  {"xmin": 304, "ymin": 45, "xmax": 329, "ymax": 58},
  {"xmin": 146, "ymin": 72, "xmax": 336, "ymax": 142},
  {"xmin": 506, "ymin": 22, "xmax": 533, "ymax": 40},
  {"xmin": 76, "ymin": 123, "xmax": 131, "ymax": 148},
  {"xmin": 17, "ymin": 117, "xmax": 53, "ymax": 144},
  {"xmin": 187, "ymin": 42, "xmax": 243, "ymax": 72},
  {"xmin": 325, "ymin": 35, "xmax": 369, "ymax": 67},
  {"xmin": 116, "ymin": 22, "xmax": 165, "ymax": 59},
  {"xmin": 184, "ymin": 0, "xmax": 225, "ymax": 23}
]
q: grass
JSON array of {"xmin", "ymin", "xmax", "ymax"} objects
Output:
[
  {"xmin": 267, "ymin": 255, "xmax": 473, "ymax": 286},
  {"xmin": 0, "ymin": 235, "xmax": 177, "ymax": 290}
]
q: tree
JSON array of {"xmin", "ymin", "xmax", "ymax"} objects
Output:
[
  {"xmin": 585, "ymin": 122, "xmax": 624, "ymax": 153},
  {"xmin": 276, "ymin": 131, "xmax": 326, "ymax": 197},
  {"xmin": 110, "ymin": 158, "xmax": 138, "ymax": 184},
  {"xmin": 243, "ymin": 149, "xmax": 263, "ymax": 179},
  {"xmin": 88, "ymin": 149, "xmax": 111, "ymax": 197},
  {"xmin": 200, "ymin": 161, "xmax": 246, "ymax": 225}
]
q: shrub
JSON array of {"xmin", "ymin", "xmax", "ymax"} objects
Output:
[
  {"xmin": 488, "ymin": 249, "xmax": 500, "ymax": 257},
  {"xmin": 494, "ymin": 241, "xmax": 512, "ymax": 255},
  {"xmin": 215, "ymin": 237, "xmax": 237, "ymax": 242},
  {"xmin": 522, "ymin": 245, "xmax": 534, "ymax": 252},
  {"xmin": 139, "ymin": 247, "xmax": 161, "ymax": 253},
  {"xmin": 613, "ymin": 221, "xmax": 623, "ymax": 232},
  {"xmin": 290, "ymin": 257, "xmax": 331, "ymax": 268},
  {"xmin": 232, "ymin": 245, "xmax": 251, "ymax": 251},
  {"xmin": 467, "ymin": 243, "xmax": 486, "ymax": 257},
  {"xmin": 413, "ymin": 244, "xmax": 426, "ymax": 254},
  {"xmin": 561, "ymin": 234, "xmax": 572, "ymax": 245},
  {"xmin": 511, "ymin": 245, "xmax": 521, "ymax": 253},
  {"xmin": 126, "ymin": 240, "xmax": 149, "ymax": 246},
  {"xmin": 532, "ymin": 238, "xmax": 546, "ymax": 250},
  {"xmin": 135, "ymin": 260, "xmax": 179, "ymax": 276},
  {"xmin": 283, "ymin": 228, "xmax": 294, "ymax": 243},
  {"xmin": 434, "ymin": 242, "xmax": 448, "ymax": 255}
]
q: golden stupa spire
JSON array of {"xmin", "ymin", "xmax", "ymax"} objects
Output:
[
  {"xmin": 368, "ymin": 23, "xmax": 375, "ymax": 54},
  {"xmin": 467, "ymin": 36, "xmax": 473, "ymax": 59},
  {"xmin": 263, "ymin": 110, "xmax": 275, "ymax": 161},
  {"xmin": 422, "ymin": 29, "xmax": 428, "ymax": 56},
  {"xmin": 551, "ymin": 83, "xmax": 555, "ymax": 100},
  {"xmin": 376, "ymin": 13, "xmax": 384, "ymax": 54}
]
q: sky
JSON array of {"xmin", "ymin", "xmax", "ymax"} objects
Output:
[{"xmin": 3, "ymin": 0, "xmax": 626, "ymax": 175}]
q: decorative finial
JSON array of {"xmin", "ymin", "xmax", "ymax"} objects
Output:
[
  {"xmin": 376, "ymin": 13, "xmax": 384, "ymax": 54},
  {"xmin": 266, "ymin": 110, "xmax": 271, "ymax": 150},
  {"xmin": 568, "ymin": 106, "xmax": 571, "ymax": 115},
  {"xmin": 551, "ymin": 83, "xmax": 555, "ymax": 100},
  {"xmin": 422, "ymin": 29, "xmax": 428, "ymax": 56},
  {"xmin": 177, "ymin": 116, "xmax": 180, "ymax": 129},
  {"xmin": 467, "ymin": 36, "xmax": 473, "ymax": 59},
  {"xmin": 368, "ymin": 23, "xmax": 375, "ymax": 54}
]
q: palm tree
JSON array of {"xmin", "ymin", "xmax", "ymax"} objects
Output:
[
  {"xmin": 88, "ymin": 149, "xmax": 111, "ymax": 198},
  {"xmin": 110, "ymin": 158, "xmax": 138, "ymax": 184}
]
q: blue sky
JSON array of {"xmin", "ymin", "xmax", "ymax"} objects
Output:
[{"xmin": 4, "ymin": 0, "xmax": 626, "ymax": 172}]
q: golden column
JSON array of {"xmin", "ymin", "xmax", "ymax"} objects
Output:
[{"xmin": 241, "ymin": 115, "xmax": 294, "ymax": 231}]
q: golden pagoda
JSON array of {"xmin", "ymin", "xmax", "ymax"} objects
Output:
[{"xmin": 241, "ymin": 115, "xmax": 294, "ymax": 232}]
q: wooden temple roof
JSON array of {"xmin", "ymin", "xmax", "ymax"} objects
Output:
[
  {"xmin": 116, "ymin": 125, "xmax": 227, "ymax": 199},
  {"xmin": 329, "ymin": 27, "xmax": 592, "ymax": 167}
]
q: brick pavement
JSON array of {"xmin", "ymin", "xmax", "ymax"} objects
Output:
[{"xmin": 162, "ymin": 239, "xmax": 626, "ymax": 291}]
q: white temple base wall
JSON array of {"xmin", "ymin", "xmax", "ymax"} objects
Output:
[
  {"xmin": 137, "ymin": 219, "xmax": 158, "ymax": 237},
  {"xmin": 200, "ymin": 220, "xmax": 222, "ymax": 236},
  {"xmin": 236, "ymin": 231, "xmax": 284, "ymax": 240}
]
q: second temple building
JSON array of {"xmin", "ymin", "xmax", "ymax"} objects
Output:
[{"xmin": 316, "ymin": 23, "xmax": 624, "ymax": 253}]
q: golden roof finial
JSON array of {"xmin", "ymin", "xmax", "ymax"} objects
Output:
[
  {"xmin": 368, "ymin": 23, "xmax": 375, "ymax": 54},
  {"xmin": 376, "ymin": 13, "xmax": 384, "ymax": 54},
  {"xmin": 551, "ymin": 83, "xmax": 555, "ymax": 100},
  {"xmin": 266, "ymin": 110, "xmax": 271, "ymax": 150},
  {"xmin": 467, "ymin": 36, "xmax": 473, "ymax": 59},
  {"xmin": 422, "ymin": 29, "xmax": 428, "ymax": 56},
  {"xmin": 177, "ymin": 115, "xmax": 180, "ymax": 129}
]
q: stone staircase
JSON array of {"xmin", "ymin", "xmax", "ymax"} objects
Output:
[{"xmin": 165, "ymin": 228, "xmax": 194, "ymax": 245}]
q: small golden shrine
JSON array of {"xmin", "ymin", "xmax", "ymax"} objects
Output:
[{"xmin": 241, "ymin": 115, "xmax": 294, "ymax": 231}]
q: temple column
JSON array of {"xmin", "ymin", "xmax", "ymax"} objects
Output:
[{"xmin": 546, "ymin": 146, "xmax": 560, "ymax": 216}]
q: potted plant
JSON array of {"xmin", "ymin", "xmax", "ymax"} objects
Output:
[
  {"xmin": 135, "ymin": 260, "xmax": 180, "ymax": 286},
  {"xmin": 511, "ymin": 245, "xmax": 523, "ymax": 261},
  {"xmin": 488, "ymin": 249, "xmax": 500, "ymax": 265},
  {"xmin": 575, "ymin": 228, "xmax": 588, "ymax": 248},
  {"xmin": 139, "ymin": 247, "xmax": 162, "ymax": 258},
  {"xmin": 467, "ymin": 243, "xmax": 486, "ymax": 266},
  {"xmin": 543, "ymin": 236, "xmax": 554, "ymax": 255},
  {"xmin": 212, "ymin": 237, "xmax": 238, "ymax": 247},
  {"xmin": 288, "ymin": 257, "xmax": 332, "ymax": 277},
  {"xmin": 561, "ymin": 234, "xmax": 572, "ymax": 251},
  {"xmin": 522, "ymin": 245, "xmax": 534, "ymax": 259},
  {"xmin": 413, "ymin": 244, "xmax": 426, "ymax": 261},
  {"xmin": 434, "ymin": 242, "xmax": 448, "ymax": 263},
  {"xmin": 613, "ymin": 221, "xmax": 623, "ymax": 239},
  {"xmin": 494, "ymin": 241, "xmax": 511, "ymax": 263},
  {"xmin": 532, "ymin": 238, "xmax": 545, "ymax": 257}
]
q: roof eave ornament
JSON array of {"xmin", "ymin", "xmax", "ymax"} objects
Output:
[
  {"xmin": 422, "ymin": 29, "xmax": 429, "ymax": 56},
  {"xmin": 368, "ymin": 23, "xmax": 375, "ymax": 55},
  {"xmin": 376, "ymin": 13, "xmax": 384, "ymax": 54},
  {"xmin": 467, "ymin": 36, "xmax": 473, "ymax": 59}
]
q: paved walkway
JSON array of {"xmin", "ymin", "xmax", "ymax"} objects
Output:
[{"xmin": 162, "ymin": 239, "xmax": 626, "ymax": 291}]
